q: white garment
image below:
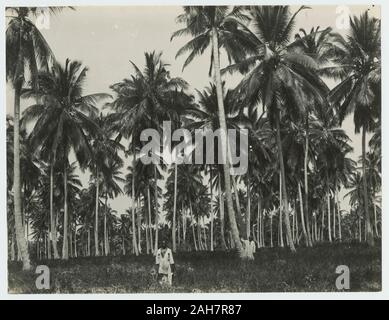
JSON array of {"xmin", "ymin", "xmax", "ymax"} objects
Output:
[{"xmin": 156, "ymin": 248, "xmax": 174, "ymax": 275}]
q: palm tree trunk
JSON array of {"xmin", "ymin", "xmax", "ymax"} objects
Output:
[
  {"xmin": 327, "ymin": 187, "xmax": 332, "ymax": 242},
  {"xmin": 95, "ymin": 168, "xmax": 100, "ymax": 256},
  {"xmin": 275, "ymin": 114, "xmax": 295, "ymax": 252},
  {"xmin": 211, "ymin": 27, "xmax": 243, "ymax": 254},
  {"xmin": 147, "ymin": 185, "xmax": 153, "ymax": 254},
  {"xmin": 50, "ymin": 163, "xmax": 60, "ymax": 259},
  {"xmin": 304, "ymin": 113, "xmax": 313, "ymax": 246},
  {"xmin": 172, "ymin": 162, "xmax": 177, "ymax": 252},
  {"xmin": 362, "ymin": 126, "xmax": 374, "ymax": 246},
  {"xmin": 137, "ymin": 198, "xmax": 142, "ymax": 253},
  {"xmin": 268, "ymin": 212, "xmax": 272, "ymax": 247},
  {"xmin": 209, "ymin": 167, "xmax": 214, "ymax": 251},
  {"xmin": 278, "ymin": 172, "xmax": 284, "ymax": 247},
  {"xmin": 336, "ymin": 191, "xmax": 342, "ymax": 241},
  {"xmin": 218, "ymin": 172, "xmax": 227, "ymax": 250},
  {"xmin": 132, "ymin": 153, "xmax": 139, "ymax": 256},
  {"xmin": 62, "ymin": 163, "xmax": 69, "ymax": 260},
  {"xmin": 104, "ymin": 194, "xmax": 108, "ymax": 256},
  {"xmin": 298, "ymin": 182, "xmax": 309, "ymax": 246},
  {"xmin": 246, "ymin": 175, "xmax": 251, "ymax": 239},
  {"xmin": 13, "ymin": 82, "xmax": 31, "ymax": 270},
  {"xmin": 153, "ymin": 166, "xmax": 159, "ymax": 254},
  {"xmin": 257, "ymin": 200, "xmax": 261, "ymax": 248}
]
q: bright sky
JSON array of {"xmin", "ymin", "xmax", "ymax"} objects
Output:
[{"xmin": 6, "ymin": 5, "xmax": 380, "ymax": 216}]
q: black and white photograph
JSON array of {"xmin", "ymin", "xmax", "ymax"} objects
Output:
[{"xmin": 3, "ymin": 1, "xmax": 384, "ymax": 296}]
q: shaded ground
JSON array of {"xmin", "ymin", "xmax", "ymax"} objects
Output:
[{"xmin": 8, "ymin": 243, "xmax": 381, "ymax": 293}]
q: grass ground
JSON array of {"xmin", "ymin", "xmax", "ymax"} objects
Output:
[{"xmin": 8, "ymin": 243, "xmax": 381, "ymax": 293}]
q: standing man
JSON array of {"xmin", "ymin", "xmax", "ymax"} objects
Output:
[{"xmin": 155, "ymin": 241, "xmax": 175, "ymax": 286}]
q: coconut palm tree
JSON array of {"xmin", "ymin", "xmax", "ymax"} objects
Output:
[
  {"xmin": 23, "ymin": 58, "xmax": 110, "ymax": 259},
  {"xmin": 172, "ymin": 6, "xmax": 257, "ymax": 254},
  {"xmin": 229, "ymin": 6, "xmax": 328, "ymax": 251},
  {"xmin": 5, "ymin": 6, "xmax": 63, "ymax": 269},
  {"xmin": 326, "ymin": 11, "xmax": 381, "ymax": 246}
]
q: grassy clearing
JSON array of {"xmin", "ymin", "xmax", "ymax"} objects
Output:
[{"xmin": 8, "ymin": 243, "xmax": 381, "ymax": 293}]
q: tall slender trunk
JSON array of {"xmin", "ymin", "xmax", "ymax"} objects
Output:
[
  {"xmin": 172, "ymin": 163, "xmax": 177, "ymax": 252},
  {"xmin": 87, "ymin": 228, "xmax": 91, "ymax": 256},
  {"xmin": 270, "ymin": 213, "xmax": 273, "ymax": 247},
  {"xmin": 275, "ymin": 114, "xmax": 295, "ymax": 252},
  {"xmin": 373, "ymin": 193, "xmax": 378, "ymax": 237},
  {"xmin": 95, "ymin": 168, "xmax": 100, "ymax": 256},
  {"xmin": 362, "ymin": 126, "xmax": 374, "ymax": 246},
  {"xmin": 211, "ymin": 27, "xmax": 242, "ymax": 254},
  {"xmin": 103, "ymin": 194, "xmax": 107, "ymax": 256},
  {"xmin": 132, "ymin": 151, "xmax": 139, "ymax": 256},
  {"xmin": 153, "ymin": 166, "xmax": 159, "ymax": 254},
  {"xmin": 246, "ymin": 174, "xmax": 251, "ymax": 239},
  {"xmin": 13, "ymin": 81, "xmax": 31, "ymax": 270},
  {"xmin": 190, "ymin": 200, "xmax": 197, "ymax": 251},
  {"xmin": 137, "ymin": 198, "xmax": 142, "ymax": 253},
  {"xmin": 304, "ymin": 113, "xmax": 313, "ymax": 246},
  {"xmin": 298, "ymin": 182, "xmax": 309, "ymax": 246},
  {"xmin": 50, "ymin": 163, "xmax": 59, "ymax": 259},
  {"xmin": 327, "ymin": 184, "xmax": 332, "ymax": 242},
  {"xmin": 278, "ymin": 173, "xmax": 284, "ymax": 247},
  {"xmin": 218, "ymin": 172, "xmax": 227, "ymax": 250},
  {"xmin": 257, "ymin": 200, "xmax": 261, "ymax": 247},
  {"xmin": 62, "ymin": 163, "xmax": 69, "ymax": 260},
  {"xmin": 209, "ymin": 167, "xmax": 214, "ymax": 251},
  {"xmin": 147, "ymin": 186, "xmax": 153, "ymax": 254},
  {"xmin": 336, "ymin": 191, "xmax": 342, "ymax": 241}
]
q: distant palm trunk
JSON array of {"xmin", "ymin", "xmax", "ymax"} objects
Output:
[
  {"xmin": 13, "ymin": 81, "xmax": 31, "ymax": 270},
  {"xmin": 172, "ymin": 162, "xmax": 177, "ymax": 252},
  {"xmin": 132, "ymin": 152, "xmax": 139, "ymax": 256},
  {"xmin": 104, "ymin": 194, "xmax": 108, "ymax": 256},
  {"xmin": 153, "ymin": 166, "xmax": 159, "ymax": 254},
  {"xmin": 95, "ymin": 168, "xmax": 100, "ymax": 256},
  {"xmin": 304, "ymin": 113, "xmax": 313, "ymax": 246},
  {"xmin": 137, "ymin": 198, "xmax": 142, "ymax": 253},
  {"xmin": 362, "ymin": 126, "xmax": 374, "ymax": 246},
  {"xmin": 270, "ymin": 213, "xmax": 273, "ymax": 247},
  {"xmin": 62, "ymin": 163, "xmax": 69, "ymax": 260},
  {"xmin": 336, "ymin": 191, "xmax": 342, "ymax": 241},
  {"xmin": 211, "ymin": 27, "xmax": 242, "ymax": 254},
  {"xmin": 209, "ymin": 167, "xmax": 214, "ymax": 251},
  {"xmin": 50, "ymin": 163, "xmax": 60, "ymax": 259},
  {"xmin": 327, "ymin": 188, "xmax": 332, "ymax": 242},
  {"xmin": 246, "ymin": 175, "xmax": 251, "ymax": 239},
  {"xmin": 275, "ymin": 114, "xmax": 295, "ymax": 252},
  {"xmin": 147, "ymin": 186, "xmax": 153, "ymax": 254},
  {"xmin": 218, "ymin": 172, "xmax": 227, "ymax": 250},
  {"xmin": 298, "ymin": 182, "xmax": 309, "ymax": 246},
  {"xmin": 278, "ymin": 173, "xmax": 284, "ymax": 247},
  {"xmin": 189, "ymin": 200, "xmax": 197, "ymax": 251}
]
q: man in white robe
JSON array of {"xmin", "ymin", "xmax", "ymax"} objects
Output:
[{"xmin": 155, "ymin": 241, "xmax": 175, "ymax": 286}]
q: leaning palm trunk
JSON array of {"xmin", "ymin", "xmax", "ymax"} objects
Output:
[
  {"xmin": 13, "ymin": 82, "xmax": 31, "ymax": 270},
  {"xmin": 62, "ymin": 163, "xmax": 69, "ymax": 260},
  {"xmin": 172, "ymin": 163, "xmax": 178, "ymax": 252},
  {"xmin": 50, "ymin": 163, "xmax": 60, "ymax": 259},
  {"xmin": 94, "ymin": 168, "xmax": 100, "ymax": 256},
  {"xmin": 275, "ymin": 114, "xmax": 295, "ymax": 252},
  {"xmin": 211, "ymin": 27, "xmax": 243, "ymax": 254},
  {"xmin": 362, "ymin": 126, "xmax": 374, "ymax": 246}
]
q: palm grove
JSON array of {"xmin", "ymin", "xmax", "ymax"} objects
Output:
[{"xmin": 6, "ymin": 6, "xmax": 381, "ymax": 271}]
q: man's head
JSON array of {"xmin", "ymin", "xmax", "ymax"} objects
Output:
[
  {"xmin": 161, "ymin": 241, "xmax": 167, "ymax": 249},
  {"xmin": 249, "ymin": 236, "xmax": 254, "ymax": 242}
]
